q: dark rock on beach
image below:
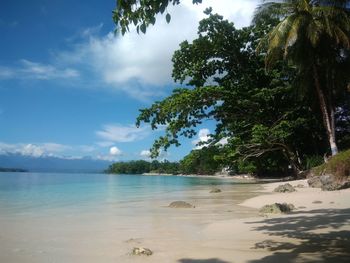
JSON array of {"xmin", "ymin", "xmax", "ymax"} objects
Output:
[
  {"xmin": 259, "ymin": 203, "xmax": 295, "ymax": 214},
  {"xmin": 307, "ymin": 176, "xmax": 323, "ymax": 188},
  {"xmin": 273, "ymin": 183, "xmax": 296, "ymax": 193},
  {"xmin": 210, "ymin": 188, "xmax": 222, "ymax": 193},
  {"xmin": 308, "ymin": 174, "xmax": 350, "ymax": 191},
  {"xmin": 131, "ymin": 247, "xmax": 153, "ymax": 256},
  {"xmin": 169, "ymin": 201, "xmax": 195, "ymax": 208}
]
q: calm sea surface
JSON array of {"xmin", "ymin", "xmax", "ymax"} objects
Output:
[
  {"xmin": 0, "ymin": 172, "xmax": 253, "ymax": 216},
  {"xmin": 0, "ymin": 172, "xmax": 260, "ymax": 262}
]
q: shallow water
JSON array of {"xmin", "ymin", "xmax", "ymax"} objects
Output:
[{"xmin": 0, "ymin": 172, "xmax": 260, "ymax": 262}]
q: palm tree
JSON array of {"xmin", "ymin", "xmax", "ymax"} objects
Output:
[{"xmin": 254, "ymin": 0, "xmax": 350, "ymax": 156}]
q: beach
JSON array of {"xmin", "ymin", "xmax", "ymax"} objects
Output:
[{"xmin": 0, "ymin": 174, "xmax": 349, "ymax": 262}]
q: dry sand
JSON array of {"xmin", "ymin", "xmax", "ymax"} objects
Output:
[
  {"xmin": 1, "ymin": 180, "xmax": 349, "ymax": 262},
  {"xmin": 202, "ymin": 180, "xmax": 350, "ymax": 263}
]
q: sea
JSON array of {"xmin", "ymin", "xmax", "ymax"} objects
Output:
[{"xmin": 0, "ymin": 172, "xmax": 259, "ymax": 262}]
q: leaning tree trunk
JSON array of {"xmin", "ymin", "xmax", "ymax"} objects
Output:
[{"xmin": 313, "ymin": 65, "xmax": 338, "ymax": 156}]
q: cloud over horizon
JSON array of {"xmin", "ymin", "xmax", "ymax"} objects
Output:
[{"xmin": 1, "ymin": 1, "xmax": 258, "ymax": 100}]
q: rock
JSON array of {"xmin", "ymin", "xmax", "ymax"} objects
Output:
[
  {"xmin": 321, "ymin": 177, "xmax": 350, "ymax": 191},
  {"xmin": 296, "ymin": 184, "xmax": 304, "ymax": 188},
  {"xmin": 339, "ymin": 181, "xmax": 350, "ymax": 190},
  {"xmin": 210, "ymin": 188, "xmax": 222, "ymax": 193},
  {"xmin": 312, "ymin": 200, "xmax": 322, "ymax": 204},
  {"xmin": 259, "ymin": 203, "xmax": 295, "ymax": 214},
  {"xmin": 307, "ymin": 176, "xmax": 323, "ymax": 188},
  {"xmin": 168, "ymin": 201, "xmax": 195, "ymax": 208},
  {"xmin": 273, "ymin": 183, "xmax": 296, "ymax": 193},
  {"xmin": 308, "ymin": 174, "xmax": 350, "ymax": 191},
  {"xmin": 131, "ymin": 247, "xmax": 153, "ymax": 256}
]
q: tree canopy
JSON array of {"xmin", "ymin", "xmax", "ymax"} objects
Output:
[
  {"xmin": 112, "ymin": 1, "xmax": 350, "ymax": 176},
  {"xmin": 136, "ymin": 12, "xmax": 334, "ymax": 175},
  {"xmin": 254, "ymin": 0, "xmax": 350, "ymax": 156}
]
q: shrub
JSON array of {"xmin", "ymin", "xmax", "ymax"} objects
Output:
[
  {"xmin": 312, "ymin": 149, "xmax": 350, "ymax": 179},
  {"xmin": 305, "ymin": 155, "xmax": 324, "ymax": 170}
]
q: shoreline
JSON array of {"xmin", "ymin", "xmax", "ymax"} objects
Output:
[{"xmin": 1, "ymin": 176, "xmax": 349, "ymax": 262}]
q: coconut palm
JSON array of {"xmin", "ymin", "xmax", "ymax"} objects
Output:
[{"xmin": 254, "ymin": 0, "xmax": 350, "ymax": 156}]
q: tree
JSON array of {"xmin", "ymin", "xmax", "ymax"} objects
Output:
[
  {"xmin": 254, "ymin": 0, "xmax": 350, "ymax": 156},
  {"xmin": 136, "ymin": 13, "xmax": 328, "ymax": 174},
  {"xmin": 180, "ymin": 146, "xmax": 222, "ymax": 175}
]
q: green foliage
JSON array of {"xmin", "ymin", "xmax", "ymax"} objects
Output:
[
  {"xmin": 312, "ymin": 149, "xmax": 350, "ymax": 178},
  {"xmin": 179, "ymin": 146, "xmax": 222, "ymax": 175},
  {"xmin": 137, "ymin": 12, "xmax": 329, "ymax": 175},
  {"xmin": 254, "ymin": 0, "xmax": 350, "ymax": 155},
  {"xmin": 305, "ymin": 155, "xmax": 324, "ymax": 170},
  {"xmin": 113, "ymin": 2, "xmax": 350, "ymax": 176},
  {"xmin": 106, "ymin": 160, "xmax": 180, "ymax": 174},
  {"xmin": 106, "ymin": 160, "xmax": 150, "ymax": 174},
  {"xmin": 113, "ymin": 0, "xmax": 203, "ymax": 34}
]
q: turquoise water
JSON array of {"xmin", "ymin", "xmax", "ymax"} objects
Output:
[
  {"xmin": 0, "ymin": 172, "xmax": 260, "ymax": 262},
  {"xmin": 0, "ymin": 172, "xmax": 244, "ymax": 216}
]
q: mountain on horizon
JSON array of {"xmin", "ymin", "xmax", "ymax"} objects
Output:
[{"xmin": 0, "ymin": 153, "xmax": 113, "ymax": 173}]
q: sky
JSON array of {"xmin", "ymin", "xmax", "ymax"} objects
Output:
[{"xmin": 0, "ymin": 0, "xmax": 259, "ymax": 162}]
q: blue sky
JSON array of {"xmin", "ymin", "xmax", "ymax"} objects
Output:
[{"xmin": 0, "ymin": 0, "xmax": 257, "ymax": 161}]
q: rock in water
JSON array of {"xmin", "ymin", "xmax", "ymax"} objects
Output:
[
  {"xmin": 169, "ymin": 201, "xmax": 195, "ymax": 208},
  {"xmin": 273, "ymin": 183, "xmax": 296, "ymax": 193},
  {"xmin": 259, "ymin": 203, "xmax": 295, "ymax": 214},
  {"xmin": 210, "ymin": 188, "xmax": 222, "ymax": 193},
  {"xmin": 131, "ymin": 247, "xmax": 153, "ymax": 256}
]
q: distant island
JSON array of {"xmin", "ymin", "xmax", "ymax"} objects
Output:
[{"xmin": 0, "ymin": 167, "xmax": 28, "ymax": 172}]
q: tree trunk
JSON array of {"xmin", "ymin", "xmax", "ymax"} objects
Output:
[{"xmin": 313, "ymin": 65, "xmax": 338, "ymax": 156}]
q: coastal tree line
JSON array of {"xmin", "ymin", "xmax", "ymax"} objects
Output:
[
  {"xmin": 106, "ymin": 147, "xmax": 221, "ymax": 175},
  {"xmin": 111, "ymin": 1, "xmax": 350, "ymax": 177}
]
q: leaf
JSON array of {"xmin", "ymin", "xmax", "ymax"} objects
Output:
[
  {"xmin": 140, "ymin": 23, "xmax": 146, "ymax": 34},
  {"xmin": 166, "ymin": 13, "xmax": 171, "ymax": 23}
]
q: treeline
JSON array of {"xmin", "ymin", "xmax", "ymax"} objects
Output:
[
  {"xmin": 106, "ymin": 148, "xmax": 223, "ymax": 175},
  {"xmin": 106, "ymin": 160, "xmax": 180, "ymax": 175},
  {"xmin": 0, "ymin": 167, "xmax": 27, "ymax": 172}
]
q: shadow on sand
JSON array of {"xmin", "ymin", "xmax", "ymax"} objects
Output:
[
  {"xmin": 246, "ymin": 208, "xmax": 350, "ymax": 262},
  {"xmin": 178, "ymin": 259, "xmax": 230, "ymax": 263}
]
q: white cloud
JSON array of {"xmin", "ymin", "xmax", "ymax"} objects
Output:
[
  {"xmin": 96, "ymin": 141, "xmax": 115, "ymax": 147},
  {"xmin": 0, "ymin": 142, "xmax": 72, "ymax": 157},
  {"xmin": 192, "ymin": 128, "xmax": 211, "ymax": 149},
  {"xmin": 20, "ymin": 60, "xmax": 79, "ymax": 79},
  {"xmin": 0, "ymin": 1, "xmax": 258, "ymax": 99},
  {"xmin": 110, "ymin": 146, "xmax": 122, "ymax": 156},
  {"xmin": 96, "ymin": 124, "xmax": 150, "ymax": 143},
  {"xmin": 53, "ymin": 0, "xmax": 258, "ymax": 100},
  {"xmin": 140, "ymin": 149, "xmax": 151, "ymax": 158},
  {"xmin": 0, "ymin": 60, "xmax": 79, "ymax": 80}
]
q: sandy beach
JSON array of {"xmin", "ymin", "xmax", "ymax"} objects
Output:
[
  {"xmin": 1, "ymin": 178, "xmax": 349, "ymax": 263},
  {"xmin": 202, "ymin": 180, "xmax": 350, "ymax": 263}
]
